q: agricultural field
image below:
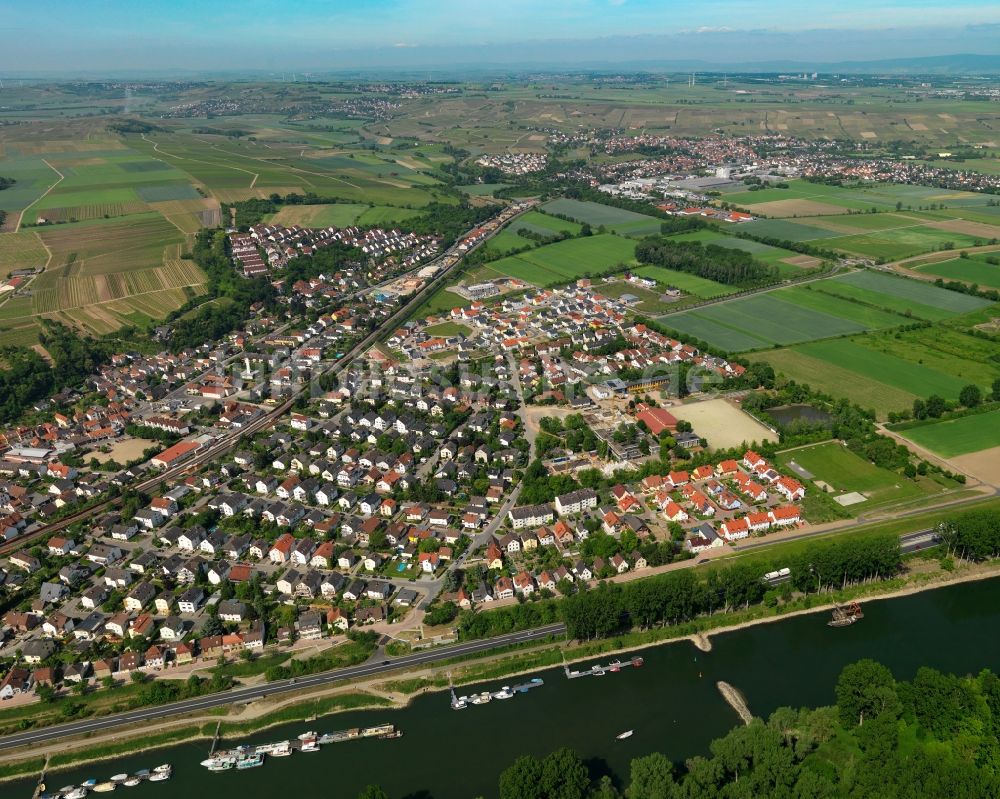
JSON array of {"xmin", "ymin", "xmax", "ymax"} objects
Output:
[
  {"xmin": 481, "ymin": 234, "xmax": 637, "ymax": 286},
  {"xmin": 540, "ymin": 198, "xmax": 662, "ymax": 236},
  {"xmin": 657, "ymin": 272, "xmax": 927, "ymax": 352},
  {"xmin": 913, "ymin": 253, "xmax": 1000, "ymax": 290},
  {"xmin": 721, "ymin": 179, "xmax": 995, "ymax": 218},
  {"xmin": 818, "ymin": 270, "xmax": 991, "ymax": 319},
  {"xmin": 269, "ymin": 203, "xmax": 421, "ymax": 228},
  {"xmin": 482, "ymin": 211, "xmax": 582, "ymax": 257},
  {"xmin": 0, "ymin": 230, "xmax": 48, "ymax": 275},
  {"xmin": 898, "ymin": 409, "xmax": 1000, "ymax": 458},
  {"xmin": 758, "ymin": 327, "xmax": 1000, "ymax": 418},
  {"xmin": 777, "ymin": 442, "xmax": 944, "ymax": 511}
]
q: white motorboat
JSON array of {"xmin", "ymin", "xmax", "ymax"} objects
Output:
[
  {"xmin": 153, "ymin": 765, "xmax": 172, "ymax": 774},
  {"xmin": 148, "ymin": 772, "xmax": 170, "ymax": 782},
  {"xmin": 92, "ymin": 782, "xmax": 117, "ymax": 793},
  {"xmin": 296, "ymin": 730, "xmax": 319, "ymax": 741},
  {"xmin": 492, "ymin": 687, "xmax": 515, "ymax": 700},
  {"xmin": 63, "ymin": 789, "xmax": 89, "ymax": 799},
  {"xmin": 616, "ymin": 730, "xmax": 634, "ymax": 740},
  {"xmin": 269, "ymin": 741, "xmax": 293, "ymax": 757},
  {"xmin": 206, "ymin": 761, "xmax": 233, "ymax": 772},
  {"xmin": 123, "ymin": 777, "xmax": 142, "ymax": 786},
  {"xmin": 300, "ymin": 739, "xmax": 321, "ymax": 753},
  {"xmin": 110, "ymin": 775, "xmax": 129, "ymax": 784},
  {"xmin": 470, "ymin": 691, "xmax": 492, "ymax": 705}
]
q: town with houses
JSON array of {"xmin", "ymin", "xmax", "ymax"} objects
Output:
[{"xmin": 0, "ymin": 237, "xmax": 809, "ymax": 704}]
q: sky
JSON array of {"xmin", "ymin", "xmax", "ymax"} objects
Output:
[{"xmin": 2, "ymin": 0, "xmax": 1000, "ymax": 73}]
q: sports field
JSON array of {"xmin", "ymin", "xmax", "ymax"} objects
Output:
[
  {"xmin": 483, "ymin": 234, "xmax": 637, "ymax": 285},
  {"xmin": 777, "ymin": 442, "xmax": 933, "ymax": 509},
  {"xmin": 899, "ymin": 409, "xmax": 1000, "ymax": 458},
  {"xmin": 671, "ymin": 398, "xmax": 777, "ymax": 449}
]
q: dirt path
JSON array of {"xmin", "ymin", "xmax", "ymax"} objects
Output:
[
  {"xmin": 15, "ymin": 159, "xmax": 64, "ymax": 233},
  {"xmin": 883, "ymin": 242, "xmax": 1000, "ymax": 281}
]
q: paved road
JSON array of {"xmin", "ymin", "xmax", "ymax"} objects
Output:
[{"xmin": 0, "ymin": 622, "xmax": 566, "ymax": 752}]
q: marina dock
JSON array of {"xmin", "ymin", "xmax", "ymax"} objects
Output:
[
  {"xmin": 450, "ymin": 678, "xmax": 544, "ymax": 709},
  {"xmin": 564, "ymin": 656, "xmax": 644, "ymax": 679},
  {"xmin": 201, "ymin": 724, "xmax": 402, "ymax": 773}
]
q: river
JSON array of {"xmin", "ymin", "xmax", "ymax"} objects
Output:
[{"xmin": 19, "ymin": 577, "xmax": 1000, "ymax": 799}]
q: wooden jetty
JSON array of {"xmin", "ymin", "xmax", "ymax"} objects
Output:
[{"xmin": 31, "ymin": 755, "xmax": 50, "ymax": 799}]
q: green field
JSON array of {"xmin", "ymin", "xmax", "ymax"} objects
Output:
[
  {"xmin": 826, "ymin": 270, "xmax": 991, "ymax": 315},
  {"xmin": 632, "ymin": 265, "xmax": 738, "ymax": 298},
  {"xmin": 913, "ymin": 255, "xmax": 1000, "ymax": 290},
  {"xmin": 659, "ymin": 280, "xmax": 914, "ymax": 352},
  {"xmin": 484, "ymin": 234, "xmax": 637, "ymax": 285},
  {"xmin": 758, "ymin": 325, "xmax": 1000, "ymax": 417},
  {"xmin": 739, "ymin": 218, "xmax": 844, "ymax": 241},
  {"xmin": 540, "ymin": 198, "xmax": 661, "ymax": 236},
  {"xmin": 794, "ymin": 339, "xmax": 969, "ymax": 399},
  {"xmin": 778, "ymin": 442, "xmax": 932, "ymax": 509},
  {"xmin": 830, "ymin": 226, "xmax": 981, "ymax": 261},
  {"xmin": 899, "ymin": 409, "xmax": 1000, "ymax": 457}
]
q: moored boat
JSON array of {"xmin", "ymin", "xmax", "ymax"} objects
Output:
[
  {"xmin": 630, "ymin": 656, "xmax": 644, "ymax": 667},
  {"xmin": 236, "ymin": 753, "xmax": 264, "ymax": 769},
  {"xmin": 110, "ymin": 775, "xmax": 129, "ymax": 784},
  {"xmin": 153, "ymin": 765, "xmax": 171, "ymax": 774},
  {"xmin": 62, "ymin": 789, "xmax": 88, "ymax": 799},
  {"xmin": 296, "ymin": 730, "xmax": 319, "ymax": 741},
  {"xmin": 470, "ymin": 692, "xmax": 492, "ymax": 705},
  {"xmin": 92, "ymin": 782, "xmax": 117, "ymax": 793},
  {"xmin": 492, "ymin": 686, "xmax": 515, "ymax": 699},
  {"xmin": 206, "ymin": 761, "xmax": 234, "ymax": 773},
  {"xmin": 616, "ymin": 730, "xmax": 634, "ymax": 740},
  {"xmin": 148, "ymin": 772, "xmax": 170, "ymax": 782},
  {"xmin": 123, "ymin": 776, "xmax": 142, "ymax": 786}
]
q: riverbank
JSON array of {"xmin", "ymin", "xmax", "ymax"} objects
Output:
[{"xmin": 3, "ymin": 554, "xmax": 998, "ymax": 782}]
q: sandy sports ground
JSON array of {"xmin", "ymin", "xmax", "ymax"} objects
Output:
[
  {"xmin": 90, "ymin": 437, "xmax": 156, "ymax": 463},
  {"xmin": 671, "ymin": 397, "xmax": 778, "ymax": 450}
]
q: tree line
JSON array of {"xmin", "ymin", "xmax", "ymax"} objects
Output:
[
  {"xmin": 458, "ymin": 528, "xmax": 906, "ymax": 642},
  {"xmin": 635, "ymin": 238, "xmax": 777, "ymax": 286}
]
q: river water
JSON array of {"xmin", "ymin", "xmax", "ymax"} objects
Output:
[{"xmin": 19, "ymin": 577, "xmax": 1000, "ymax": 799}]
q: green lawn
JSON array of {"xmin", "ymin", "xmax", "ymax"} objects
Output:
[
  {"xmin": 899, "ymin": 409, "xmax": 1000, "ymax": 457},
  {"xmin": 778, "ymin": 442, "xmax": 928, "ymax": 510},
  {"xmin": 425, "ymin": 321, "xmax": 470, "ymax": 337}
]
